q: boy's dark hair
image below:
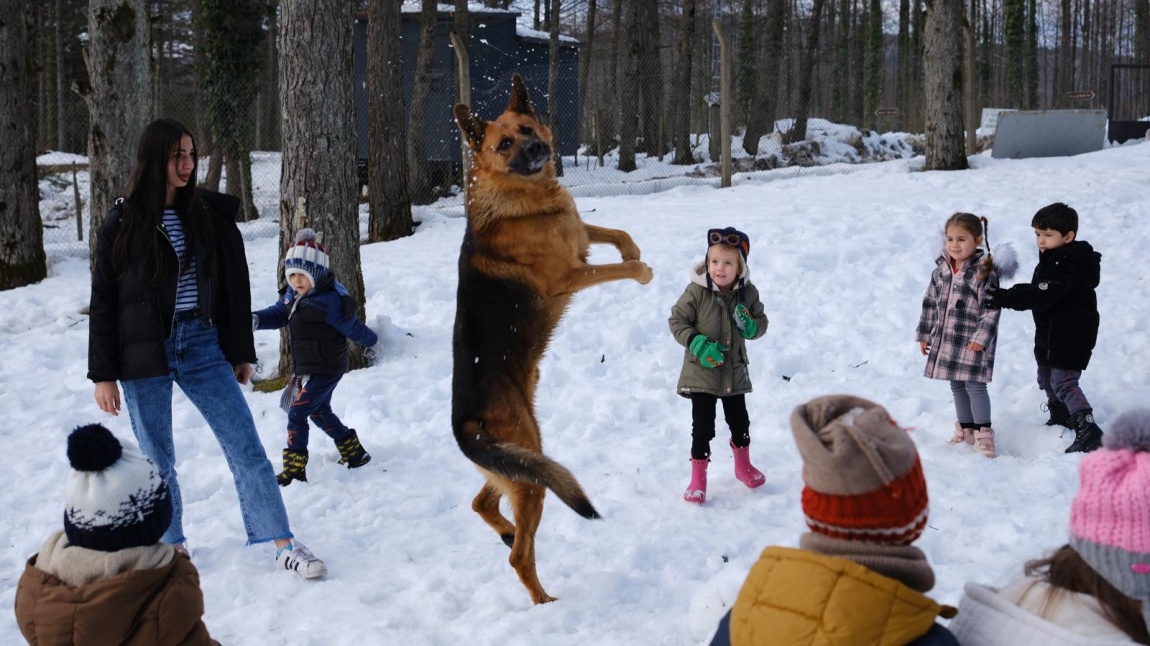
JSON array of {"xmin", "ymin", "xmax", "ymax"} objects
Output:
[{"xmin": 1031, "ymin": 202, "xmax": 1078, "ymax": 236}]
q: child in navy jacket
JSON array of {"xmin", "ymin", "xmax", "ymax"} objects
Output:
[{"xmin": 254, "ymin": 229, "xmax": 383, "ymax": 485}]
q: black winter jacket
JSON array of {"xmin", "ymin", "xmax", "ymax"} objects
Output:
[
  {"xmin": 252, "ymin": 274, "xmax": 378, "ymax": 376},
  {"xmin": 87, "ymin": 191, "xmax": 257, "ymax": 382},
  {"xmin": 994, "ymin": 240, "xmax": 1100, "ymax": 371}
]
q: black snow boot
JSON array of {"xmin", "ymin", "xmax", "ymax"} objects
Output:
[
  {"xmin": 277, "ymin": 448, "xmax": 308, "ymax": 486},
  {"xmin": 335, "ymin": 429, "xmax": 371, "ymax": 468},
  {"xmin": 1064, "ymin": 410, "xmax": 1103, "ymax": 453},
  {"xmin": 1042, "ymin": 399, "xmax": 1071, "ymax": 427}
]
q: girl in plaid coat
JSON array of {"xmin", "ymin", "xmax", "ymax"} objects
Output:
[{"xmin": 916, "ymin": 213, "xmax": 1016, "ymax": 458}]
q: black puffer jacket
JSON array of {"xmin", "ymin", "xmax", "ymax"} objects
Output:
[
  {"xmin": 994, "ymin": 240, "xmax": 1101, "ymax": 371},
  {"xmin": 87, "ymin": 191, "xmax": 257, "ymax": 382}
]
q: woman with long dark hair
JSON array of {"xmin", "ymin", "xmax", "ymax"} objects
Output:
[{"xmin": 88, "ymin": 118, "xmax": 326, "ymax": 579}]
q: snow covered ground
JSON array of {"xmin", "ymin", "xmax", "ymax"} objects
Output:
[{"xmin": 7, "ymin": 138, "xmax": 1150, "ymax": 644}]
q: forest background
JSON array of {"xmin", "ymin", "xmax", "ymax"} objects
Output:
[{"xmin": 1, "ymin": 0, "xmax": 1148, "ymax": 366}]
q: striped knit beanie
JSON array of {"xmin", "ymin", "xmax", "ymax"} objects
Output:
[
  {"xmin": 284, "ymin": 228, "xmax": 330, "ymax": 287},
  {"xmin": 64, "ymin": 424, "xmax": 172, "ymax": 552},
  {"xmin": 1069, "ymin": 408, "xmax": 1150, "ymax": 628},
  {"xmin": 791, "ymin": 395, "xmax": 929, "ymax": 546}
]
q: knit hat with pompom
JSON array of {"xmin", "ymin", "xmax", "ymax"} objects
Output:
[
  {"xmin": 791, "ymin": 394, "xmax": 929, "ymax": 546},
  {"xmin": 1069, "ymin": 408, "xmax": 1150, "ymax": 628},
  {"xmin": 64, "ymin": 424, "xmax": 172, "ymax": 552},
  {"xmin": 284, "ymin": 228, "xmax": 331, "ymax": 287}
]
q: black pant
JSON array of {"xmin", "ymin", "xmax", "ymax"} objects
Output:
[{"xmin": 690, "ymin": 393, "xmax": 750, "ymax": 460}]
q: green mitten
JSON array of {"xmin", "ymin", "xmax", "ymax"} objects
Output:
[
  {"xmin": 733, "ymin": 303, "xmax": 758, "ymax": 338},
  {"xmin": 688, "ymin": 334, "xmax": 726, "ymax": 368}
]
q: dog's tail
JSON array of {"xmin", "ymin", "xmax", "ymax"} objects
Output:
[{"xmin": 456, "ymin": 420, "xmax": 601, "ymax": 520}]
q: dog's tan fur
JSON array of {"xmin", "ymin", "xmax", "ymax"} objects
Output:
[{"xmin": 450, "ymin": 74, "xmax": 652, "ymax": 604}]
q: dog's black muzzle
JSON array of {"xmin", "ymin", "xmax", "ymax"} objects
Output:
[{"xmin": 509, "ymin": 139, "xmax": 551, "ymax": 175}]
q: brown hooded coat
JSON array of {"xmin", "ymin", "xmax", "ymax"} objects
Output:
[{"xmin": 15, "ymin": 531, "xmax": 217, "ymax": 645}]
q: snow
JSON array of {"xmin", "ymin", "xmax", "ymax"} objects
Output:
[{"xmin": 8, "ymin": 138, "xmax": 1150, "ymax": 644}]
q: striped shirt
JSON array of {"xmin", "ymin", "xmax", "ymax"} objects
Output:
[{"xmin": 162, "ymin": 209, "xmax": 199, "ymax": 312}]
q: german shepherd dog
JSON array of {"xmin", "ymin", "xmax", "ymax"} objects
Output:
[{"xmin": 451, "ymin": 74, "xmax": 653, "ymax": 604}]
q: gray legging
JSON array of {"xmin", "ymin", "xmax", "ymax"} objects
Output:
[{"xmin": 950, "ymin": 380, "xmax": 991, "ymax": 426}]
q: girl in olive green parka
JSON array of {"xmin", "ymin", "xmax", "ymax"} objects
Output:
[{"xmin": 668, "ymin": 227, "xmax": 769, "ymax": 504}]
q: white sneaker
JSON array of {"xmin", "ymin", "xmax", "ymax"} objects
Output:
[{"xmin": 276, "ymin": 540, "xmax": 327, "ymax": 579}]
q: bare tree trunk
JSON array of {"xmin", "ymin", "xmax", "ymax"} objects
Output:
[
  {"xmin": 547, "ymin": 0, "xmax": 564, "ymax": 175},
  {"xmin": 638, "ymin": 0, "xmax": 663, "ymax": 156},
  {"xmin": 80, "ymin": 0, "xmax": 154, "ymax": 268},
  {"xmin": 576, "ymin": 0, "xmax": 596, "ymax": 144},
  {"xmin": 197, "ymin": 0, "xmax": 263, "ymax": 222},
  {"xmin": 923, "ymin": 0, "xmax": 968, "ymax": 170},
  {"xmin": 671, "ymin": 0, "xmax": 697, "ymax": 165},
  {"xmin": 279, "ymin": 0, "xmax": 366, "ymax": 375},
  {"xmin": 35, "ymin": 1, "xmax": 48, "ymax": 150},
  {"xmin": 608, "ymin": 0, "xmax": 623, "ymax": 146},
  {"xmin": 0, "ymin": 0, "xmax": 48, "ymax": 289},
  {"xmin": 55, "ymin": 0, "xmax": 67, "ymax": 148},
  {"xmin": 896, "ymin": 0, "xmax": 911, "ymax": 115},
  {"xmin": 617, "ymin": 0, "xmax": 639, "ymax": 171},
  {"xmin": 790, "ymin": 0, "xmax": 827, "ymax": 142},
  {"xmin": 963, "ymin": 10, "xmax": 977, "ymax": 154},
  {"xmin": 745, "ymin": 0, "xmax": 785, "ymax": 154},
  {"xmin": 407, "ymin": 0, "xmax": 437, "ymax": 204},
  {"xmin": 261, "ymin": 0, "xmax": 281, "ymax": 151},
  {"xmin": 367, "ymin": 0, "xmax": 413, "ymax": 242}
]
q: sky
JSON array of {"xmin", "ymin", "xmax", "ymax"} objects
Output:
[{"xmin": 6, "ymin": 130, "xmax": 1150, "ymax": 645}]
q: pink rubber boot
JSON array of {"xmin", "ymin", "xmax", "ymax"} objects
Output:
[
  {"xmin": 731, "ymin": 441, "xmax": 766, "ymax": 488},
  {"xmin": 683, "ymin": 458, "xmax": 708, "ymax": 504}
]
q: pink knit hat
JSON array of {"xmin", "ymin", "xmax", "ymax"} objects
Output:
[{"xmin": 1069, "ymin": 408, "xmax": 1150, "ymax": 626}]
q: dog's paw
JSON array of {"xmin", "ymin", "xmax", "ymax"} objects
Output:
[
  {"xmin": 619, "ymin": 243, "xmax": 642, "ymax": 262},
  {"xmin": 626, "ymin": 260, "xmax": 654, "ymax": 285}
]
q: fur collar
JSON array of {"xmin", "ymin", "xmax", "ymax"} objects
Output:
[{"xmin": 33, "ymin": 530, "xmax": 175, "ymax": 587}]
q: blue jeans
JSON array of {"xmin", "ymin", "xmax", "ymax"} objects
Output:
[
  {"xmin": 120, "ymin": 318, "xmax": 293, "ymax": 546},
  {"xmin": 286, "ymin": 373, "xmax": 351, "ymax": 450}
]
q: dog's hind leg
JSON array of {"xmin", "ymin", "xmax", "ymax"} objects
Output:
[
  {"xmin": 472, "ymin": 481, "xmax": 516, "ymax": 547},
  {"xmin": 507, "ymin": 482, "xmax": 554, "ymax": 604},
  {"xmin": 509, "ymin": 488, "xmax": 552, "ymax": 604}
]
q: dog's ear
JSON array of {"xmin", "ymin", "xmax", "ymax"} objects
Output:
[
  {"xmin": 454, "ymin": 104, "xmax": 486, "ymax": 148},
  {"xmin": 507, "ymin": 73, "xmax": 536, "ymax": 117}
]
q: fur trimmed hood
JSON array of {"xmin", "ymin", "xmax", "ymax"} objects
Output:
[{"xmin": 688, "ymin": 260, "xmax": 752, "ymax": 292}]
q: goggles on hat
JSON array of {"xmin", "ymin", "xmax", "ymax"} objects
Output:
[
  {"xmin": 707, "ymin": 228, "xmax": 750, "ymax": 257},
  {"xmin": 708, "ymin": 230, "xmax": 742, "ymax": 246}
]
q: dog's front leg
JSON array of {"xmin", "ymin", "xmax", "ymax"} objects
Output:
[
  {"xmin": 584, "ymin": 224, "xmax": 641, "ymax": 262},
  {"xmin": 553, "ymin": 262, "xmax": 653, "ymax": 296}
]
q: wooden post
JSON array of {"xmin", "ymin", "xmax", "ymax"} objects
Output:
[
  {"xmin": 712, "ymin": 19, "xmax": 731, "ymax": 188},
  {"xmin": 450, "ymin": 31, "xmax": 471, "ymax": 191},
  {"xmin": 72, "ymin": 163, "xmax": 83, "ymax": 241}
]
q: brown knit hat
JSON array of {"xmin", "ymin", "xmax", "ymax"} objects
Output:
[{"xmin": 791, "ymin": 395, "xmax": 929, "ymax": 545}]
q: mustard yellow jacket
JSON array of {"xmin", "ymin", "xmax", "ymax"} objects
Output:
[{"xmin": 728, "ymin": 546, "xmax": 952, "ymax": 646}]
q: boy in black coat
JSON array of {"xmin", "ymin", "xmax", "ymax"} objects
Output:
[{"xmin": 987, "ymin": 202, "xmax": 1103, "ymax": 453}]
